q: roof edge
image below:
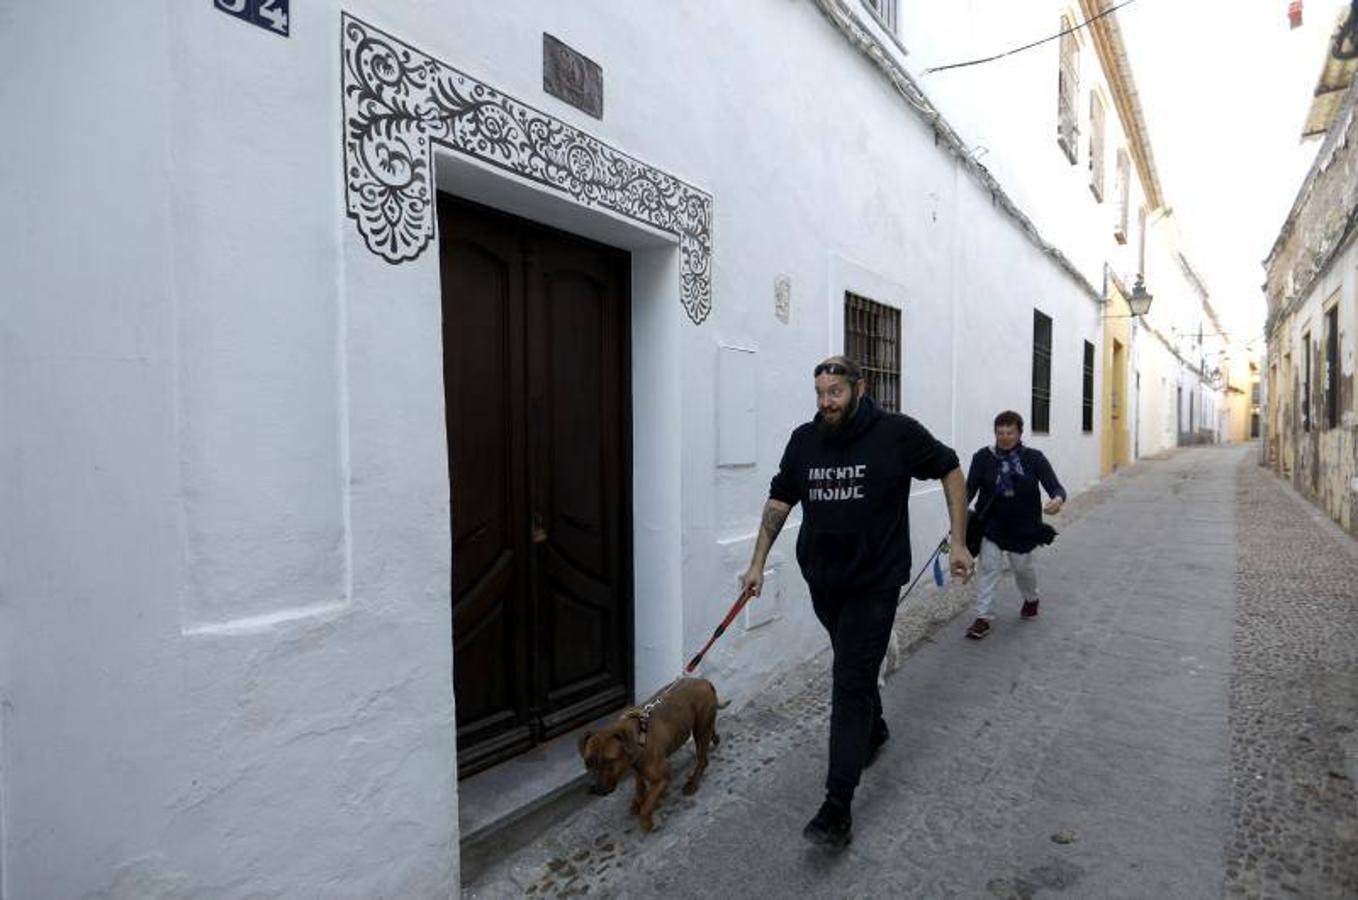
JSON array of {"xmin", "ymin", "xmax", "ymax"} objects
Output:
[
  {"xmin": 1265, "ymin": 70, "xmax": 1358, "ymax": 267},
  {"xmin": 809, "ymin": 0, "xmax": 1103, "ymax": 304},
  {"xmin": 1080, "ymin": 0, "xmax": 1165, "ymax": 211}
]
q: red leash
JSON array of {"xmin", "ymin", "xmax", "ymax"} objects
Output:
[{"xmin": 683, "ymin": 585, "xmax": 756, "ymax": 674}]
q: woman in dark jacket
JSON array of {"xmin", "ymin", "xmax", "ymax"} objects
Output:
[{"xmin": 964, "ymin": 410, "xmax": 1066, "ymax": 640}]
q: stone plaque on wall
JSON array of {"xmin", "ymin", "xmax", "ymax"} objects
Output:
[{"xmin": 543, "ymin": 33, "xmax": 603, "ymax": 118}]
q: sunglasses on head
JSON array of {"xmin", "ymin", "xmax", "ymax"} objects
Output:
[{"xmin": 813, "ymin": 362, "xmax": 858, "ymax": 378}]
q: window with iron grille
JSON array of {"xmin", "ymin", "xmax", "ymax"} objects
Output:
[
  {"xmin": 1032, "ymin": 310, "xmax": 1053, "ymax": 433},
  {"xmin": 1089, "ymin": 93, "xmax": 1105, "ymax": 201},
  {"xmin": 844, "ymin": 292, "xmax": 902, "ymax": 413},
  {"xmin": 1302, "ymin": 331, "xmax": 1312, "ymax": 432},
  {"xmin": 1081, "ymin": 340, "xmax": 1095, "ymax": 433},
  {"xmin": 1057, "ymin": 15, "xmax": 1079, "ymax": 164},
  {"xmin": 1326, "ymin": 305, "xmax": 1340, "ymax": 428},
  {"xmin": 862, "ymin": 0, "xmax": 898, "ymax": 33},
  {"xmin": 1114, "ymin": 149, "xmax": 1130, "ymax": 243}
]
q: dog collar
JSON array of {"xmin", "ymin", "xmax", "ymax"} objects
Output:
[
  {"xmin": 624, "ymin": 709, "xmax": 651, "ymax": 748},
  {"xmin": 624, "ymin": 675, "xmax": 693, "ymax": 749}
]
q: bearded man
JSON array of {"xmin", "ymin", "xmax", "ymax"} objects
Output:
[{"xmin": 739, "ymin": 355, "xmax": 973, "ymax": 849}]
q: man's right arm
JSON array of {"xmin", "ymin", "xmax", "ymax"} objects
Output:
[{"xmin": 740, "ymin": 499, "xmax": 792, "ymax": 597}]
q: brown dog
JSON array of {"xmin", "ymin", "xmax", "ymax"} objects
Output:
[{"xmin": 577, "ymin": 677, "xmax": 721, "ymax": 832}]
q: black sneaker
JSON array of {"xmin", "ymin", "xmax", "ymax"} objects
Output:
[
  {"xmin": 803, "ymin": 797, "xmax": 852, "ymax": 848},
  {"xmin": 965, "ymin": 617, "xmax": 991, "ymax": 640},
  {"xmin": 864, "ymin": 720, "xmax": 890, "ymax": 768},
  {"xmin": 1021, "ymin": 599, "xmax": 1040, "ymax": 620}
]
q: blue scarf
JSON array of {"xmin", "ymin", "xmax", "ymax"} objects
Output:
[{"xmin": 994, "ymin": 444, "xmax": 1025, "ymax": 497}]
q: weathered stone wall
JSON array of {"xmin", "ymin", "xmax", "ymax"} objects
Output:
[
  {"xmin": 1265, "ymin": 245, "xmax": 1357, "ymax": 534},
  {"xmin": 1265, "ymin": 86, "xmax": 1358, "ymax": 325},
  {"xmin": 1264, "ymin": 81, "xmax": 1358, "ymax": 535}
]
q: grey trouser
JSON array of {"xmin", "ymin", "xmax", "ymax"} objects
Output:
[{"xmin": 974, "ymin": 537, "xmax": 1038, "ymax": 619}]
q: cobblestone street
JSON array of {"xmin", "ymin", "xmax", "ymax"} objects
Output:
[
  {"xmin": 1228, "ymin": 451, "xmax": 1358, "ymax": 896},
  {"xmin": 465, "ymin": 446, "xmax": 1358, "ymax": 898}
]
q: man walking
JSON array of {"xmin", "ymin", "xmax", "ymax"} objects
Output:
[
  {"xmin": 740, "ymin": 356, "xmax": 973, "ymax": 849},
  {"xmin": 964, "ymin": 410, "xmax": 1066, "ymax": 640}
]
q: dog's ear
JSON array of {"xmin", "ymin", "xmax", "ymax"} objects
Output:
[
  {"xmin": 616, "ymin": 725, "xmax": 639, "ymax": 760},
  {"xmin": 577, "ymin": 730, "xmax": 595, "ymax": 759}
]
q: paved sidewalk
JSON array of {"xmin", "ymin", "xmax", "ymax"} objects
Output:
[{"xmin": 465, "ymin": 446, "xmax": 1358, "ymax": 897}]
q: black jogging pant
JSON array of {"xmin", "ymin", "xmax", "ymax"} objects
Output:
[{"xmin": 809, "ymin": 583, "xmax": 898, "ymax": 805}]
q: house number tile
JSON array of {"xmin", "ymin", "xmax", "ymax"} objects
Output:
[{"xmin": 214, "ymin": 0, "xmax": 290, "ymax": 37}]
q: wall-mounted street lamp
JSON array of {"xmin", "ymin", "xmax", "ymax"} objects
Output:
[
  {"xmin": 1104, "ymin": 274, "xmax": 1154, "ymax": 319},
  {"xmin": 1127, "ymin": 275, "xmax": 1154, "ymax": 316}
]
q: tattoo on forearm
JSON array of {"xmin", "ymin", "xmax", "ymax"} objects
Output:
[{"xmin": 760, "ymin": 504, "xmax": 790, "ymax": 541}]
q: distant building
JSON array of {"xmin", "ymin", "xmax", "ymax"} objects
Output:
[{"xmin": 1225, "ymin": 356, "xmax": 1263, "ymax": 443}]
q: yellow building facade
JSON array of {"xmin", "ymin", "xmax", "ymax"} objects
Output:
[{"xmin": 1101, "ymin": 278, "xmax": 1134, "ymax": 475}]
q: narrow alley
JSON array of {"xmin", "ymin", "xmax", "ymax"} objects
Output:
[
  {"xmin": 7, "ymin": 4, "xmax": 1357, "ymax": 895},
  {"xmin": 467, "ymin": 446, "xmax": 1358, "ymax": 898}
]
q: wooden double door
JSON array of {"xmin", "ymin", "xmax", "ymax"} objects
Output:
[{"xmin": 438, "ymin": 195, "xmax": 632, "ymax": 778}]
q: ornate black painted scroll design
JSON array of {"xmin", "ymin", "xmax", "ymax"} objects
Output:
[{"xmin": 342, "ymin": 14, "xmax": 713, "ymax": 324}]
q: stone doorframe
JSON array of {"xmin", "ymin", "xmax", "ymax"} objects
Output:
[{"xmin": 340, "ymin": 12, "xmax": 713, "ymax": 325}]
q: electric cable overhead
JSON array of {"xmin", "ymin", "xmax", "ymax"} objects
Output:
[{"xmin": 923, "ymin": 0, "xmax": 1140, "ymax": 75}]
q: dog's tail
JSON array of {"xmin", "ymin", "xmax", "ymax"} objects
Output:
[{"xmin": 708, "ymin": 679, "xmax": 731, "ymax": 710}]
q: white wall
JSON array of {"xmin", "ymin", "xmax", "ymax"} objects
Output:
[
  {"xmin": 1134, "ymin": 325, "xmax": 1179, "ymax": 455},
  {"xmin": 1133, "ymin": 212, "xmax": 1228, "ymax": 452},
  {"xmin": 661, "ymin": 0, "xmax": 1103, "ymax": 702},
  {"xmin": 1, "ymin": 2, "xmax": 456, "ymax": 896},
  {"xmin": 897, "ymin": 0, "xmax": 1150, "ymax": 292},
  {"xmin": 898, "ymin": 1, "xmax": 1224, "ymax": 469},
  {"xmin": 0, "ymin": 0, "xmax": 1110, "ymax": 894},
  {"xmin": 0, "ymin": 5, "xmax": 181, "ymax": 895}
]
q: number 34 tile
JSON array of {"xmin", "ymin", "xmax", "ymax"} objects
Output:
[{"xmin": 214, "ymin": 0, "xmax": 289, "ymax": 37}]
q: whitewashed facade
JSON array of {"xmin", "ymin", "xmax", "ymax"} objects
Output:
[
  {"xmin": 897, "ymin": 0, "xmax": 1230, "ymax": 466},
  {"xmin": 1, "ymin": 2, "xmax": 1189, "ymax": 894},
  {"xmin": 897, "ymin": 1, "xmax": 1152, "ymax": 298},
  {"xmin": 1136, "ymin": 211, "xmax": 1232, "ymax": 455}
]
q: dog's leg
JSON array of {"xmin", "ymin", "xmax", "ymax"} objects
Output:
[
  {"xmin": 637, "ymin": 766, "xmax": 669, "ymax": 833},
  {"xmin": 684, "ymin": 741, "xmax": 709, "ymax": 796},
  {"xmin": 630, "ymin": 770, "xmax": 647, "ymax": 815},
  {"xmin": 707, "ymin": 684, "xmax": 723, "ymax": 746},
  {"xmin": 685, "ymin": 710, "xmax": 719, "ymax": 795}
]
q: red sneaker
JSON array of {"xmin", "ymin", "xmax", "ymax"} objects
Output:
[
  {"xmin": 965, "ymin": 618, "xmax": 991, "ymax": 640},
  {"xmin": 1021, "ymin": 599, "xmax": 1040, "ymax": 620}
]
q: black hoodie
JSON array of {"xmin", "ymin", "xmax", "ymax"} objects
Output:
[{"xmin": 769, "ymin": 397, "xmax": 960, "ymax": 592}]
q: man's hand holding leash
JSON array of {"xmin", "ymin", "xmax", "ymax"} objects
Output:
[
  {"xmin": 949, "ymin": 544, "xmax": 976, "ymax": 582},
  {"xmin": 942, "ymin": 467, "xmax": 976, "ymax": 583}
]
